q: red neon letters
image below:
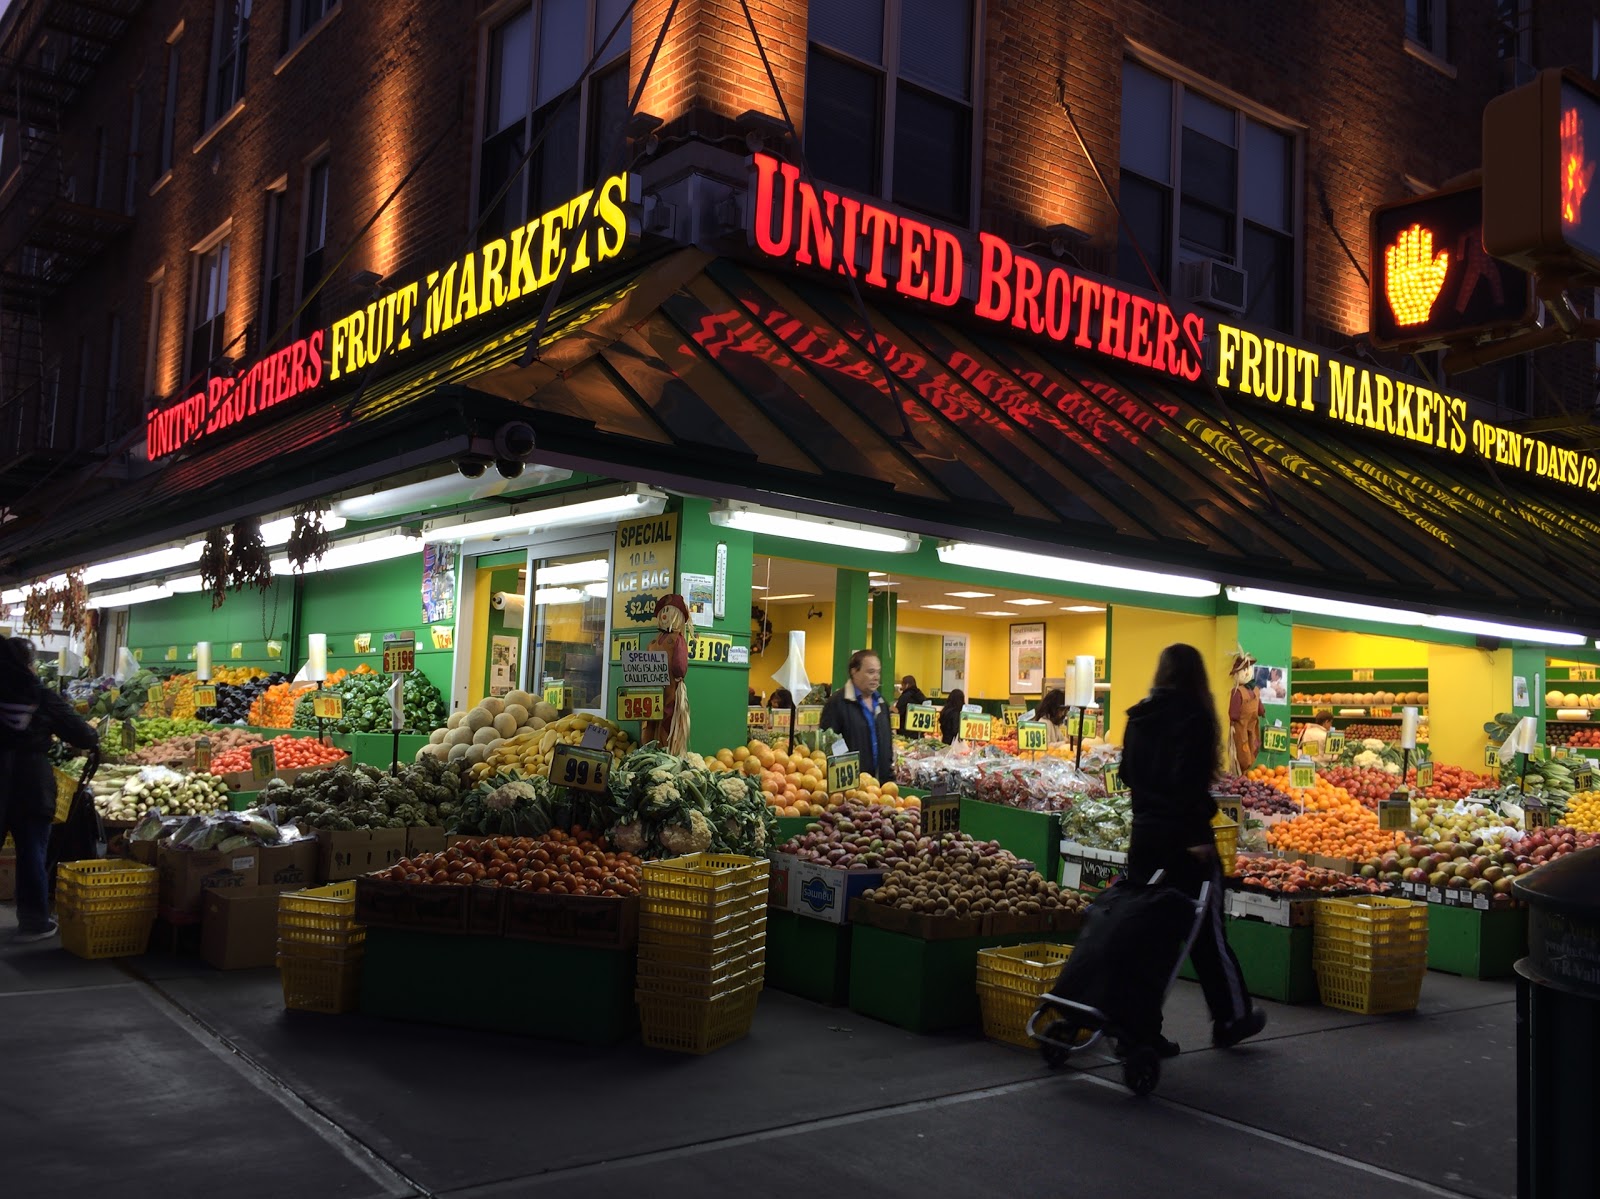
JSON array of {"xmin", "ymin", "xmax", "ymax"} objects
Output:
[
  {"xmin": 749, "ymin": 153, "xmax": 1203, "ymax": 382},
  {"xmin": 144, "ymin": 330, "xmax": 326, "ymax": 461}
]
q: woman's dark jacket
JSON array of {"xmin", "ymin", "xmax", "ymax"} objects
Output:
[
  {"xmin": 1, "ymin": 679, "xmax": 99, "ymax": 820},
  {"xmin": 1121, "ymin": 688, "xmax": 1218, "ymax": 873}
]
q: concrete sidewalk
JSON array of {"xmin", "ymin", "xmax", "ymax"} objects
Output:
[{"xmin": 0, "ymin": 908, "xmax": 1514, "ymax": 1199}]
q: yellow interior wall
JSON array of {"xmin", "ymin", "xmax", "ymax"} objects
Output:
[
  {"xmin": 1107, "ymin": 606, "xmax": 1218, "ymax": 742},
  {"xmin": 1291, "ymin": 628, "xmax": 1426, "ymax": 671},
  {"xmin": 1426, "ymin": 644, "xmax": 1509, "ymax": 769},
  {"xmin": 895, "ymin": 632, "xmax": 943, "ymax": 693},
  {"xmin": 468, "ymin": 567, "xmax": 495, "ymax": 707},
  {"xmin": 751, "ymin": 601, "xmax": 834, "ymax": 698}
]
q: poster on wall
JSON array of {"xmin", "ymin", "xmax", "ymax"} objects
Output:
[
  {"xmin": 614, "ymin": 511, "xmax": 680, "ymax": 628},
  {"xmin": 1253, "ymin": 664, "xmax": 1288, "ymax": 706},
  {"xmin": 422, "ymin": 545, "xmax": 457, "ymax": 624},
  {"xmin": 681, "ymin": 572, "xmax": 714, "ymax": 625},
  {"xmin": 1010, "ymin": 623, "xmax": 1046, "ymax": 694},
  {"xmin": 941, "ymin": 634, "xmax": 967, "ymax": 693},
  {"xmin": 490, "ymin": 636, "xmax": 520, "ymax": 698}
]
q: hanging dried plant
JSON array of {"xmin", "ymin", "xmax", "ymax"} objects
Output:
[
  {"xmin": 229, "ymin": 515, "xmax": 274, "ymax": 594},
  {"xmin": 21, "ymin": 581, "xmax": 54, "ymax": 634},
  {"xmin": 285, "ymin": 505, "xmax": 334, "ymax": 573},
  {"xmin": 200, "ymin": 527, "xmax": 231, "ymax": 610},
  {"xmin": 56, "ymin": 571, "xmax": 88, "ymax": 640}
]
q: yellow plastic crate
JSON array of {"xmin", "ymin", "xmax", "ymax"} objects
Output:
[
  {"xmin": 53, "ymin": 766, "xmax": 79, "ymax": 823},
  {"xmin": 1315, "ymin": 894, "xmax": 1429, "ymax": 936},
  {"xmin": 637, "ymin": 982, "xmax": 761, "ymax": 1053},
  {"xmin": 55, "ymin": 860, "xmax": 158, "ymax": 914},
  {"xmin": 639, "ymin": 872, "xmax": 768, "ymax": 918},
  {"xmin": 976, "ymin": 942, "xmax": 1073, "ymax": 989},
  {"xmin": 638, "ymin": 904, "xmax": 767, "ymax": 941},
  {"xmin": 641, "ymin": 889, "xmax": 767, "ymax": 924},
  {"xmin": 637, "ymin": 952, "xmax": 765, "ymax": 999},
  {"xmin": 1315, "ymin": 962, "xmax": 1425, "ymax": 1015},
  {"xmin": 642, "ymin": 853, "xmax": 770, "ymax": 893},
  {"xmin": 639, "ymin": 928, "xmax": 766, "ymax": 973},
  {"xmin": 1211, "ymin": 813, "xmax": 1239, "ymax": 876},
  {"xmin": 278, "ymin": 952, "xmax": 363, "ymax": 1014},
  {"xmin": 276, "ymin": 882, "xmax": 364, "ymax": 953},
  {"xmin": 59, "ymin": 906, "xmax": 156, "ymax": 959}
]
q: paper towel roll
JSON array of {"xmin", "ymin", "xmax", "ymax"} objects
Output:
[
  {"xmin": 195, "ymin": 641, "xmax": 212, "ymax": 681},
  {"xmin": 1073, "ymin": 654, "xmax": 1097, "ymax": 707},
  {"xmin": 1063, "ymin": 663, "xmax": 1077, "ymax": 705},
  {"xmin": 1399, "ymin": 706, "xmax": 1420, "ymax": 750},
  {"xmin": 306, "ymin": 633, "xmax": 327, "ymax": 683},
  {"xmin": 493, "ymin": 592, "xmax": 527, "ymax": 623}
]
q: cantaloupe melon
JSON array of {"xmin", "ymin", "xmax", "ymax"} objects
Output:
[
  {"xmin": 504, "ymin": 704, "xmax": 529, "ymax": 726},
  {"xmin": 472, "ymin": 726, "xmax": 499, "ymax": 745},
  {"xmin": 480, "ymin": 696, "xmax": 506, "ymax": 717},
  {"xmin": 505, "ymin": 689, "xmax": 535, "ymax": 710},
  {"xmin": 493, "ymin": 712, "xmax": 518, "ymax": 738},
  {"xmin": 464, "ymin": 708, "xmax": 492, "ymax": 732},
  {"xmin": 534, "ymin": 701, "xmax": 559, "ymax": 722},
  {"xmin": 447, "ymin": 711, "xmax": 466, "ymax": 730},
  {"xmin": 447, "ymin": 742, "xmax": 470, "ymax": 762},
  {"xmin": 446, "ymin": 727, "xmax": 474, "ymax": 748},
  {"xmin": 465, "ymin": 743, "xmax": 489, "ymax": 765}
]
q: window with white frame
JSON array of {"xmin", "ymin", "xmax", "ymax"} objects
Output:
[
  {"xmin": 188, "ymin": 232, "xmax": 231, "ymax": 381},
  {"xmin": 207, "ymin": 0, "xmax": 251, "ymax": 127},
  {"xmin": 477, "ymin": 0, "xmax": 632, "ymax": 241},
  {"xmin": 296, "ymin": 159, "xmax": 329, "ymax": 337},
  {"xmin": 1118, "ymin": 60, "xmax": 1297, "ymax": 332},
  {"xmin": 287, "ymin": 0, "xmax": 336, "ymax": 47},
  {"xmin": 804, "ymin": 0, "xmax": 976, "ymax": 226},
  {"xmin": 1406, "ymin": 0, "xmax": 1448, "ymax": 60}
]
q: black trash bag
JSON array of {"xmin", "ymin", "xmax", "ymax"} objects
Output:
[
  {"xmin": 1045, "ymin": 876, "xmax": 1200, "ymax": 1048},
  {"xmin": 48, "ymin": 754, "xmax": 105, "ymax": 877}
]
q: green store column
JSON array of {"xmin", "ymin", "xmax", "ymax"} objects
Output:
[
  {"xmin": 833, "ymin": 570, "xmax": 870, "ymax": 687},
  {"xmin": 870, "ymin": 587, "xmax": 897, "ymax": 692},
  {"xmin": 676, "ymin": 498, "xmax": 754, "ymax": 757}
]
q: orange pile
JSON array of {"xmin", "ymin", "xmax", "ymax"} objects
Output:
[
  {"xmin": 247, "ymin": 667, "xmax": 355, "ymax": 727},
  {"xmin": 1265, "ymin": 804, "xmax": 1403, "ymax": 861},
  {"xmin": 707, "ymin": 741, "xmax": 914, "ymax": 817},
  {"xmin": 1247, "ymin": 764, "xmax": 1360, "ymax": 813}
]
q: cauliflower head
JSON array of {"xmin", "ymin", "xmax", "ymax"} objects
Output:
[{"xmin": 658, "ymin": 808, "xmax": 713, "ymax": 854}]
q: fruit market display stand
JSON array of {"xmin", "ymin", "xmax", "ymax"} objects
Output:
[
  {"xmin": 958, "ymin": 800, "xmax": 1062, "ymax": 883},
  {"xmin": 1290, "ymin": 667, "xmax": 1430, "ymax": 727},
  {"xmin": 1423, "ymin": 902, "xmax": 1527, "ymax": 979},
  {"xmin": 1177, "ymin": 906, "xmax": 1317, "ymax": 1004},
  {"xmin": 765, "ymin": 909, "xmax": 853, "ymax": 1005}
]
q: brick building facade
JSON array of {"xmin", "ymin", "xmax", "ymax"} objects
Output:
[{"xmin": 1, "ymin": 0, "xmax": 1596, "ymax": 516}]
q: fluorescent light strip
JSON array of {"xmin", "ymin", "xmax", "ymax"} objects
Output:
[
  {"xmin": 1063, "ymin": 605, "xmax": 1105, "ymax": 613},
  {"xmin": 422, "ymin": 489, "xmax": 665, "ymax": 543},
  {"xmin": 85, "ymin": 583, "xmax": 174, "ymax": 609},
  {"xmin": 923, "ymin": 603, "xmax": 964, "ymax": 610},
  {"xmin": 976, "ymin": 610, "xmax": 1015, "ymax": 616},
  {"xmin": 937, "ymin": 542, "xmax": 1219, "ymax": 600},
  {"xmin": 709, "ymin": 502, "xmax": 920, "ymax": 554},
  {"xmin": 763, "ymin": 593, "xmax": 813, "ymax": 601},
  {"xmin": 946, "ymin": 591, "xmax": 994, "ymax": 599},
  {"xmin": 535, "ymin": 558, "xmax": 610, "ymax": 586},
  {"xmin": 1005, "ymin": 597, "xmax": 1052, "ymax": 606},
  {"xmin": 1227, "ymin": 586, "xmax": 1587, "ymax": 648},
  {"xmin": 269, "ymin": 533, "xmax": 423, "ymax": 576}
]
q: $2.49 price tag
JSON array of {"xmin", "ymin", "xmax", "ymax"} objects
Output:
[
  {"xmin": 906, "ymin": 706, "xmax": 939, "ymax": 736},
  {"xmin": 826, "ymin": 752, "xmax": 861, "ymax": 795}
]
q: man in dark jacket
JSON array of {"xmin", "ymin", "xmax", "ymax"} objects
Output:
[
  {"xmin": 2, "ymin": 637, "xmax": 100, "ymax": 943},
  {"xmin": 819, "ymin": 650, "xmax": 895, "ymax": 784}
]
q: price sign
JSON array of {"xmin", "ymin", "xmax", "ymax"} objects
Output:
[
  {"xmin": 621, "ymin": 649, "xmax": 670, "ymax": 688},
  {"xmin": 1369, "ymin": 706, "xmax": 1394, "ymax": 718},
  {"xmin": 796, "ymin": 705, "xmax": 822, "ymax": 729},
  {"xmin": 1325, "ymin": 731, "xmax": 1345, "ymax": 756},
  {"xmin": 1553, "ymin": 745, "xmax": 1570, "ymax": 759},
  {"xmin": 960, "ymin": 714, "xmax": 991, "ymax": 742},
  {"xmin": 1001, "ymin": 705, "xmax": 1026, "ymax": 729},
  {"xmin": 230, "ymin": 642, "xmax": 243, "ymax": 660},
  {"xmin": 382, "ymin": 634, "xmax": 416, "ymax": 674},
  {"xmin": 1103, "ymin": 764, "xmax": 1125, "ymax": 795},
  {"xmin": 543, "ymin": 681, "xmax": 565, "ymax": 710},
  {"xmin": 312, "ymin": 693, "xmax": 344, "ymax": 720},
  {"xmin": 923, "ymin": 793, "xmax": 960, "ymax": 834},
  {"xmin": 1352, "ymin": 668, "xmax": 1375, "ymax": 682},
  {"xmin": 826, "ymin": 751, "xmax": 861, "ymax": 795},
  {"xmin": 193, "ymin": 685, "xmax": 217, "ymax": 709},
  {"xmin": 121, "ymin": 719, "xmax": 137, "ymax": 751},
  {"xmin": 1485, "ymin": 743, "xmax": 1503, "ymax": 770},
  {"xmin": 1525, "ymin": 795, "xmax": 1549, "ymax": 829},
  {"xmin": 1289, "ymin": 759, "xmax": 1316, "ymax": 790},
  {"xmin": 747, "ymin": 706, "xmax": 768, "ymax": 729},
  {"xmin": 194, "ymin": 737, "xmax": 211, "ymax": 772},
  {"xmin": 1574, "ymin": 767, "xmax": 1594, "ymax": 791},
  {"xmin": 1415, "ymin": 761, "xmax": 1434, "ymax": 791},
  {"xmin": 1570, "ymin": 666, "xmax": 1597, "ymax": 682},
  {"xmin": 618, "ymin": 689, "xmax": 664, "ymax": 722},
  {"xmin": 688, "ymin": 632, "xmax": 733, "ymax": 664},
  {"xmin": 906, "ymin": 705, "xmax": 939, "ymax": 736},
  {"xmin": 1017, "ymin": 721, "xmax": 1049, "ymax": 752},
  {"xmin": 610, "ymin": 633, "xmax": 639, "ymax": 661},
  {"xmin": 148, "ymin": 682, "xmax": 165, "ymax": 706},
  {"xmin": 1378, "ymin": 796, "xmax": 1412, "ymax": 831},
  {"xmin": 1262, "ymin": 726, "xmax": 1290, "ymax": 754},
  {"xmin": 549, "ymin": 743, "xmax": 610, "ymax": 792},
  {"xmin": 1213, "ymin": 795, "xmax": 1243, "ymax": 827},
  {"xmin": 250, "ymin": 744, "xmax": 277, "ymax": 782}
]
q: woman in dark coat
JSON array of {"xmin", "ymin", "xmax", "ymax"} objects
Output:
[
  {"xmin": 938, "ymin": 689, "xmax": 966, "ymax": 745},
  {"xmin": 1120, "ymin": 643, "xmax": 1265, "ymax": 1055},
  {"xmin": 894, "ymin": 674, "xmax": 926, "ymax": 733},
  {"xmin": 819, "ymin": 649, "xmax": 894, "ymax": 783},
  {"xmin": 1, "ymin": 637, "xmax": 100, "ymax": 943}
]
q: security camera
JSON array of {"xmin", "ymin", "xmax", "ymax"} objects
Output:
[
  {"xmin": 456, "ymin": 456, "xmax": 490, "ymax": 479},
  {"xmin": 495, "ymin": 459, "xmax": 524, "ymax": 479},
  {"xmin": 493, "ymin": 421, "xmax": 537, "ymax": 463}
]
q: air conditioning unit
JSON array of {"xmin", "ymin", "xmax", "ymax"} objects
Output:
[{"xmin": 1182, "ymin": 257, "xmax": 1248, "ymax": 315}]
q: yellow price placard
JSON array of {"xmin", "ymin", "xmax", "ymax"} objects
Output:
[
  {"xmin": 250, "ymin": 744, "xmax": 277, "ymax": 782},
  {"xmin": 1352, "ymin": 668, "xmax": 1374, "ymax": 682},
  {"xmin": 193, "ymin": 685, "xmax": 217, "ymax": 709},
  {"xmin": 923, "ymin": 794, "xmax": 960, "ymax": 834},
  {"xmin": 1325, "ymin": 731, "xmax": 1345, "ymax": 756},
  {"xmin": 194, "ymin": 738, "xmax": 211, "ymax": 771},
  {"xmin": 1017, "ymin": 721, "xmax": 1048, "ymax": 752},
  {"xmin": 796, "ymin": 705, "xmax": 822, "ymax": 729},
  {"xmin": 1001, "ymin": 705, "xmax": 1026, "ymax": 729},
  {"xmin": 618, "ymin": 689, "xmax": 664, "ymax": 722},
  {"xmin": 1289, "ymin": 760, "xmax": 1316, "ymax": 790},
  {"xmin": 230, "ymin": 642, "xmax": 243, "ymax": 659},
  {"xmin": 1484, "ymin": 743, "xmax": 1502, "ymax": 770},
  {"xmin": 543, "ymin": 681, "xmax": 565, "ymax": 710},
  {"xmin": 382, "ymin": 636, "xmax": 415, "ymax": 674},
  {"xmin": 611, "ymin": 633, "xmax": 640, "ymax": 660},
  {"xmin": 826, "ymin": 752, "xmax": 861, "ymax": 794},
  {"xmin": 959, "ymin": 714, "xmax": 991, "ymax": 742},
  {"xmin": 689, "ymin": 632, "xmax": 733, "ymax": 664},
  {"xmin": 550, "ymin": 744, "xmax": 610, "ymax": 792},
  {"xmin": 1104, "ymin": 764, "xmax": 1124, "ymax": 794},
  {"xmin": 747, "ymin": 706, "xmax": 769, "ymax": 729},
  {"xmin": 1415, "ymin": 762, "xmax": 1434, "ymax": 790},
  {"xmin": 312, "ymin": 694, "xmax": 344, "ymax": 720},
  {"xmin": 1570, "ymin": 666, "xmax": 1597, "ymax": 682},
  {"xmin": 148, "ymin": 682, "xmax": 165, "ymax": 706},
  {"xmin": 906, "ymin": 705, "xmax": 939, "ymax": 736},
  {"xmin": 1262, "ymin": 726, "xmax": 1290, "ymax": 754}
]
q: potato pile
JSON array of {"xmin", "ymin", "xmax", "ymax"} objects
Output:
[
  {"xmin": 861, "ymin": 832, "xmax": 1086, "ymax": 919},
  {"xmin": 418, "ymin": 690, "xmax": 632, "ymax": 784}
]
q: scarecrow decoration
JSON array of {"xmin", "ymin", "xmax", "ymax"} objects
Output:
[
  {"xmin": 1227, "ymin": 647, "xmax": 1262, "ymax": 774},
  {"xmin": 643, "ymin": 593, "xmax": 692, "ymax": 755}
]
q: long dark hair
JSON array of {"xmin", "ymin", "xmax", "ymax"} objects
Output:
[
  {"xmin": 940, "ymin": 689, "xmax": 965, "ymax": 718},
  {"xmin": 1036, "ymin": 688, "xmax": 1067, "ymax": 724},
  {"xmin": 1152, "ymin": 643, "xmax": 1221, "ymax": 779}
]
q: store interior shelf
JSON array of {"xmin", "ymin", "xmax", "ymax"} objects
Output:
[
  {"xmin": 1291, "ymin": 669, "xmax": 1429, "ymax": 683},
  {"xmin": 1291, "ymin": 705, "xmax": 1426, "ymax": 718}
]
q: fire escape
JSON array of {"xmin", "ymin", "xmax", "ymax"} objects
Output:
[{"xmin": 0, "ymin": 0, "xmax": 143, "ymax": 506}]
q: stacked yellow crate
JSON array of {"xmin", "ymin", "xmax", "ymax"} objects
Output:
[
  {"xmin": 637, "ymin": 853, "xmax": 769, "ymax": 1053},
  {"xmin": 1313, "ymin": 895, "xmax": 1429, "ymax": 1014},
  {"xmin": 276, "ymin": 882, "xmax": 365, "ymax": 1013},
  {"xmin": 56, "ymin": 860, "xmax": 159, "ymax": 958},
  {"xmin": 976, "ymin": 943, "xmax": 1074, "ymax": 1048}
]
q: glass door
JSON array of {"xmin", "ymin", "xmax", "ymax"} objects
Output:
[{"xmin": 526, "ymin": 544, "xmax": 612, "ymax": 716}]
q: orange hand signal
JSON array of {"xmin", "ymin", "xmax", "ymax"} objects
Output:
[
  {"xmin": 1384, "ymin": 223, "xmax": 1450, "ymax": 327},
  {"xmin": 1561, "ymin": 106, "xmax": 1594, "ymax": 226}
]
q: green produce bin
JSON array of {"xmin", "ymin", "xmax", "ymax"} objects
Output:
[
  {"xmin": 349, "ymin": 732, "xmax": 431, "ymax": 770},
  {"xmin": 848, "ymin": 924, "xmax": 1069, "ymax": 1033},
  {"xmin": 1179, "ymin": 917, "xmax": 1316, "ymax": 1004},
  {"xmin": 958, "ymin": 800, "xmax": 1061, "ymax": 881},
  {"xmin": 227, "ymin": 789, "xmax": 260, "ymax": 811},
  {"xmin": 1427, "ymin": 902, "xmax": 1528, "ymax": 979},
  {"xmin": 359, "ymin": 927, "xmax": 638, "ymax": 1044},
  {"xmin": 766, "ymin": 909, "xmax": 852, "ymax": 1005},
  {"xmin": 774, "ymin": 816, "xmax": 815, "ymax": 846}
]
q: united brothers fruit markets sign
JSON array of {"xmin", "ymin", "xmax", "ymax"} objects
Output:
[
  {"xmin": 744, "ymin": 152, "xmax": 1600, "ymax": 495},
  {"xmin": 143, "ymin": 173, "xmax": 639, "ymax": 462}
]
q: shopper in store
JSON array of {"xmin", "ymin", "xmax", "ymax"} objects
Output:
[
  {"xmin": 1299, "ymin": 709, "xmax": 1334, "ymax": 753},
  {"xmin": 894, "ymin": 674, "xmax": 926, "ymax": 733},
  {"xmin": 1122, "ymin": 643, "xmax": 1266, "ymax": 1056},
  {"xmin": 768, "ymin": 688, "xmax": 794, "ymax": 711},
  {"xmin": 1035, "ymin": 688, "xmax": 1070, "ymax": 745},
  {"xmin": 0, "ymin": 636, "xmax": 100, "ymax": 944},
  {"xmin": 938, "ymin": 689, "xmax": 966, "ymax": 745},
  {"xmin": 820, "ymin": 650, "xmax": 894, "ymax": 782}
]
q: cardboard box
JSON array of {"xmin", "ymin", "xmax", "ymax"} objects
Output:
[
  {"xmin": 200, "ymin": 886, "xmax": 282, "ymax": 969},
  {"xmin": 406, "ymin": 826, "xmax": 446, "ymax": 857},
  {"xmin": 791, "ymin": 862, "xmax": 883, "ymax": 925},
  {"xmin": 128, "ymin": 839, "xmax": 160, "ymax": 867},
  {"xmin": 158, "ymin": 845, "xmax": 261, "ymax": 916},
  {"xmin": 1226, "ymin": 889, "xmax": 1317, "ymax": 927},
  {"xmin": 258, "ymin": 841, "xmax": 319, "ymax": 890},
  {"xmin": 767, "ymin": 852, "xmax": 799, "ymax": 911},
  {"xmin": 317, "ymin": 828, "xmax": 408, "ymax": 882},
  {"xmin": 1058, "ymin": 841, "xmax": 1127, "ymax": 895},
  {"xmin": 0, "ymin": 851, "xmax": 14, "ymax": 901}
]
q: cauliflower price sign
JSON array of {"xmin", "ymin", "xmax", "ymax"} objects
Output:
[
  {"xmin": 619, "ymin": 689, "xmax": 664, "ymax": 722},
  {"xmin": 549, "ymin": 743, "xmax": 610, "ymax": 792}
]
